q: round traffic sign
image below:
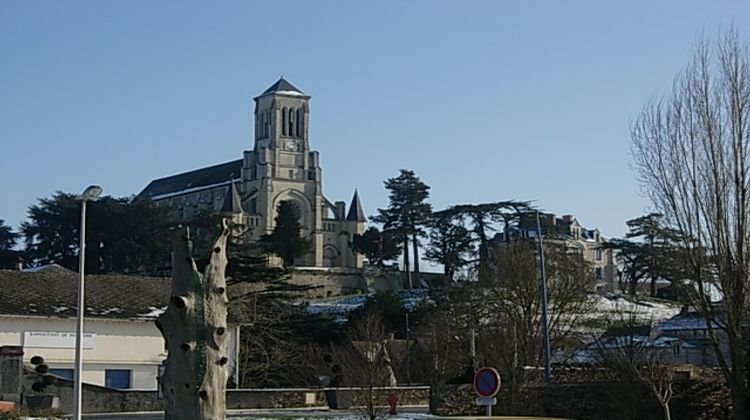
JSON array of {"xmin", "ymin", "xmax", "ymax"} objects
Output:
[{"xmin": 473, "ymin": 367, "xmax": 501, "ymax": 397}]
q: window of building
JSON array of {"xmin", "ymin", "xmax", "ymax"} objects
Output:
[
  {"xmin": 50, "ymin": 368, "xmax": 74, "ymax": 381},
  {"xmin": 595, "ymin": 248, "xmax": 602, "ymax": 261},
  {"xmin": 308, "ymin": 171, "xmax": 315, "ymax": 181},
  {"xmin": 673, "ymin": 344, "xmax": 681, "ymax": 356},
  {"xmin": 282, "ymin": 107, "xmax": 288, "ymax": 136},
  {"xmin": 288, "ymin": 169, "xmax": 294, "ymax": 179},
  {"xmin": 296, "ymin": 108, "xmax": 304, "ymax": 137},
  {"xmin": 288, "ymin": 108, "xmax": 295, "ymax": 137},
  {"xmin": 595, "ymin": 267, "xmax": 602, "ymax": 280},
  {"xmin": 105, "ymin": 369, "xmax": 131, "ymax": 389}
]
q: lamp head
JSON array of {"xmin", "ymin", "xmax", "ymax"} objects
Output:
[{"xmin": 79, "ymin": 185, "xmax": 103, "ymax": 202}]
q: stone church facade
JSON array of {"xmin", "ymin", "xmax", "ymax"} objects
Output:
[{"xmin": 140, "ymin": 78, "xmax": 366, "ymax": 268}]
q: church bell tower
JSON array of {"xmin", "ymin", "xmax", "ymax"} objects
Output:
[{"xmin": 242, "ymin": 78, "xmax": 326, "ymax": 266}]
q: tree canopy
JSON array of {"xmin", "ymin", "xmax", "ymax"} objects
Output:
[
  {"xmin": 260, "ymin": 200, "xmax": 311, "ymax": 268},
  {"xmin": 351, "ymin": 226, "xmax": 401, "ymax": 267},
  {"xmin": 20, "ymin": 192, "xmax": 172, "ymax": 274},
  {"xmin": 0, "ymin": 219, "xmax": 21, "ymax": 269},
  {"xmin": 372, "ymin": 169, "xmax": 432, "ymax": 287}
]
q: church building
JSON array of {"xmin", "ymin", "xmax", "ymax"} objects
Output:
[{"xmin": 139, "ymin": 78, "xmax": 366, "ymax": 268}]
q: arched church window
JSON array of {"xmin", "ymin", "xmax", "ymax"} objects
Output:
[
  {"xmin": 282, "ymin": 107, "xmax": 288, "ymax": 136},
  {"xmin": 288, "ymin": 108, "xmax": 295, "ymax": 138},
  {"xmin": 296, "ymin": 108, "xmax": 303, "ymax": 138}
]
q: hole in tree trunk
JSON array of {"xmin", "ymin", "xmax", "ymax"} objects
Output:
[
  {"xmin": 180, "ymin": 342, "xmax": 192, "ymax": 351},
  {"xmin": 185, "ymin": 383, "xmax": 190, "ymax": 389},
  {"xmin": 216, "ymin": 327, "xmax": 226, "ymax": 336},
  {"xmin": 214, "ymin": 247, "xmax": 221, "ymax": 253},
  {"xmin": 219, "ymin": 357, "xmax": 228, "ymax": 366},
  {"xmin": 171, "ymin": 296, "xmax": 187, "ymax": 309},
  {"xmin": 185, "ymin": 257, "xmax": 192, "ymax": 263},
  {"xmin": 199, "ymin": 390, "xmax": 208, "ymax": 400},
  {"xmin": 216, "ymin": 287, "xmax": 226, "ymax": 294}
]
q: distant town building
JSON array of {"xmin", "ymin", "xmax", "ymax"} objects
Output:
[
  {"xmin": 495, "ymin": 213, "xmax": 618, "ymax": 289},
  {"xmin": 139, "ymin": 78, "xmax": 366, "ymax": 268}
]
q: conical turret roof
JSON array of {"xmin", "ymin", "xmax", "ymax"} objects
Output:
[{"xmin": 346, "ymin": 190, "xmax": 366, "ymax": 222}]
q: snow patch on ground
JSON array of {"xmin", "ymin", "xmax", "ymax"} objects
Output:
[{"xmin": 588, "ymin": 294, "xmax": 681, "ymax": 322}]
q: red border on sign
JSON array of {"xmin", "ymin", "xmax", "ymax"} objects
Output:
[{"xmin": 473, "ymin": 367, "xmax": 501, "ymax": 397}]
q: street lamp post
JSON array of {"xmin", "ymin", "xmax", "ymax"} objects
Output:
[
  {"xmin": 535, "ymin": 211, "xmax": 552, "ymax": 383},
  {"xmin": 73, "ymin": 185, "xmax": 102, "ymax": 420}
]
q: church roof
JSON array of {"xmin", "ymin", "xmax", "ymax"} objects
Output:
[
  {"xmin": 260, "ymin": 77, "xmax": 305, "ymax": 96},
  {"xmin": 139, "ymin": 159, "xmax": 243, "ymax": 200},
  {"xmin": 346, "ymin": 190, "xmax": 366, "ymax": 222}
]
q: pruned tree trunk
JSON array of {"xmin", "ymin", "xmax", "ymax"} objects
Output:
[
  {"xmin": 403, "ymin": 234, "xmax": 412, "ymax": 288},
  {"xmin": 156, "ymin": 223, "xmax": 230, "ymax": 420},
  {"xmin": 411, "ymin": 233, "xmax": 420, "ymax": 287}
]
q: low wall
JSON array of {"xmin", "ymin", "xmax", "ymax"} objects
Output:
[
  {"xmin": 25, "ymin": 379, "xmax": 428, "ymax": 414},
  {"xmin": 432, "ymin": 377, "xmax": 730, "ymax": 420},
  {"xmin": 227, "ymin": 388, "xmax": 327, "ymax": 409},
  {"xmin": 290, "ymin": 269, "xmax": 367, "ymax": 297}
]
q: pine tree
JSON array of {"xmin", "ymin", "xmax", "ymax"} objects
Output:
[
  {"xmin": 0, "ymin": 219, "xmax": 20, "ymax": 269},
  {"xmin": 351, "ymin": 226, "xmax": 401, "ymax": 266},
  {"xmin": 373, "ymin": 170, "xmax": 432, "ymax": 288},
  {"xmin": 260, "ymin": 200, "xmax": 311, "ymax": 268},
  {"xmin": 425, "ymin": 210, "xmax": 475, "ymax": 281}
]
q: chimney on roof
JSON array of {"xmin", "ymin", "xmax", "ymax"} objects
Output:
[{"xmin": 562, "ymin": 214, "xmax": 575, "ymax": 223}]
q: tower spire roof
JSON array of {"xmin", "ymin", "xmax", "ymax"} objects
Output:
[
  {"xmin": 346, "ymin": 190, "xmax": 366, "ymax": 222},
  {"xmin": 261, "ymin": 77, "xmax": 305, "ymax": 96}
]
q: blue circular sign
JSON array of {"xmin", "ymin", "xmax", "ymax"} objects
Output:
[{"xmin": 473, "ymin": 367, "xmax": 501, "ymax": 397}]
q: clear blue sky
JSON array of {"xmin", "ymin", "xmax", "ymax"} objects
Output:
[{"xmin": 2, "ymin": 1, "xmax": 749, "ymax": 242}]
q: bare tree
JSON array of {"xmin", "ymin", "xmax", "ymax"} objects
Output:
[
  {"xmin": 413, "ymin": 289, "xmax": 470, "ymax": 413},
  {"xmin": 593, "ymin": 312, "xmax": 675, "ymax": 420},
  {"xmin": 631, "ymin": 28, "xmax": 750, "ymax": 419},
  {"xmin": 478, "ymin": 239, "xmax": 595, "ymax": 413},
  {"xmin": 335, "ymin": 310, "xmax": 396, "ymax": 420}
]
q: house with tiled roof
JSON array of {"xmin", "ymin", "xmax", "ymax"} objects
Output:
[
  {"xmin": 139, "ymin": 78, "xmax": 366, "ymax": 269},
  {"xmin": 0, "ymin": 266, "xmax": 244, "ymax": 391}
]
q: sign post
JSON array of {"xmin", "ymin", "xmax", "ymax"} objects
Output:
[{"xmin": 473, "ymin": 367, "xmax": 501, "ymax": 416}]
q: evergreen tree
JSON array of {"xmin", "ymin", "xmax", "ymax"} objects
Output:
[
  {"xmin": 436, "ymin": 201, "xmax": 530, "ymax": 283},
  {"xmin": 260, "ymin": 200, "xmax": 311, "ymax": 268},
  {"xmin": 351, "ymin": 226, "xmax": 401, "ymax": 266},
  {"xmin": 0, "ymin": 219, "xmax": 21, "ymax": 269},
  {"xmin": 373, "ymin": 170, "xmax": 432, "ymax": 288},
  {"xmin": 605, "ymin": 213, "xmax": 684, "ymax": 297},
  {"xmin": 425, "ymin": 210, "xmax": 475, "ymax": 281},
  {"xmin": 20, "ymin": 192, "xmax": 172, "ymax": 273}
]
